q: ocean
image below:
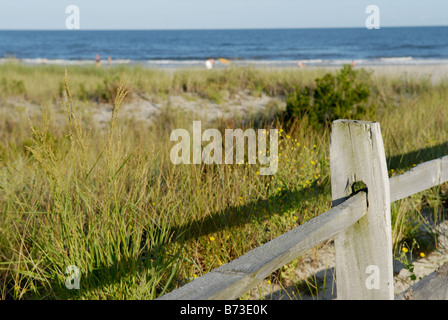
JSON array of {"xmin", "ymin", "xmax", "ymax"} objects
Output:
[{"xmin": 1, "ymin": 27, "xmax": 448, "ymax": 68}]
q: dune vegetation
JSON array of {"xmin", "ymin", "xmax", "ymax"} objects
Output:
[{"xmin": 0, "ymin": 61, "xmax": 447, "ymax": 299}]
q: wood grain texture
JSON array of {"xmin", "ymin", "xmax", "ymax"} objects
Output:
[
  {"xmin": 390, "ymin": 155, "xmax": 448, "ymax": 202},
  {"xmin": 158, "ymin": 191, "xmax": 368, "ymax": 300},
  {"xmin": 330, "ymin": 120, "xmax": 393, "ymax": 299},
  {"xmin": 395, "ymin": 262, "xmax": 448, "ymax": 300}
]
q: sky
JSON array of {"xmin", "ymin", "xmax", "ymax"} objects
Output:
[{"xmin": 0, "ymin": 0, "xmax": 447, "ymax": 30}]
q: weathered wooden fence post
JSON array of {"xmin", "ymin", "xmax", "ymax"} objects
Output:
[{"xmin": 330, "ymin": 120, "xmax": 393, "ymax": 299}]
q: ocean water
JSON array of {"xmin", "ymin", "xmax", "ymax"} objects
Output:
[{"xmin": 0, "ymin": 27, "xmax": 448, "ymax": 68}]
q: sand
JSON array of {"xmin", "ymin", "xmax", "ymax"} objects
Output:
[
  {"xmin": 109, "ymin": 63, "xmax": 448, "ymax": 124},
  {"xmin": 3, "ymin": 63, "xmax": 448, "ymax": 129},
  {"xmin": 363, "ymin": 64, "xmax": 448, "ymax": 83}
]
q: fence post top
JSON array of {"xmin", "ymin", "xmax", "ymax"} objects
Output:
[{"xmin": 333, "ymin": 119, "xmax": 378, "ymax": 125}]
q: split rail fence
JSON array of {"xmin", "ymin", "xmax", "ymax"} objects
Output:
[{"xmin": 158, "ymin": 119, "xmax": 448, "ymax": 300}]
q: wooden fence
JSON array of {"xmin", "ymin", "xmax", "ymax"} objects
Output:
[{"xmin": 158, "ymin": 119, "xmax": 448, "ymax": 300}]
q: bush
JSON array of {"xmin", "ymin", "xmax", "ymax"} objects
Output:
[
  {"xmin": 1, "ymin": 77, "xmax": 26, "ymax": 97},
  {"xmin": 285, "ymin": 65, "xmax": 371, "ymax": 127}
]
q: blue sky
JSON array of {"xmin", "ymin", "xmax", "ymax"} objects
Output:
[{"xmin": 0, "ymin": 0, "xmax": 447, "ymax": 30}]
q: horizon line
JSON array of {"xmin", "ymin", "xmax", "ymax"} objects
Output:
[{"xmin": 1, "ymin": 25, "xmax": 448, "ymax": 31}]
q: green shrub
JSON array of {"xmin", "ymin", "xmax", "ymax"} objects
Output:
[
  {"xmin": 93, "ymin": 75, "xmax": 130, "ymax": 103},
  {"xmin": 1, "ymin": 77, "xmax": 26, "ymax": 96},
  {"xmin": 78, "ymin": 82, "xmax": 89, "ymax": 102},
  {"xmin": 285, "ymin": 65, "xmax": 371, "ymax": 127}
]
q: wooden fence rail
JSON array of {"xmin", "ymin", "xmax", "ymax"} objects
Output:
[{"xmin": 158, "ymin": 119, "xmax": 448, "ymax": 300}]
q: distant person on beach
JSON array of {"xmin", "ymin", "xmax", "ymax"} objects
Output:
[
  {"xmin": 108, "ymin": 56, "xmax": 112, "ymax": 67},
  {"xmin": 298, "ymin": 61, "xmax": 305, "ymax": 68},
  {"xmin": 205, "ymin": 58, "xmax": 215, "ymax": 70},
  {"xmin": 96, "ymin": 54, "xmax": 101, "ymax": 67}
]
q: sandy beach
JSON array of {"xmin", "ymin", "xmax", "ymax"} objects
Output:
[
  {"xmin": 2, "ymin": 62, "xmax": 448, "ymax": 130},
  {"xmin": 98, "ymin": 63, "xmax": 448, "ymax": 125},
  {"xmin": 363, "ymin": 63, "xmax": 448, "ymax": 82}
]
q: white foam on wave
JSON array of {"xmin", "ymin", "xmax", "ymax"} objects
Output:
[
  {"xmin": 379, "ymin": 56, "xmax": 413, "ymax": 62},
  {"xmin": 0, "ymin": 58, "xmax": 132, "ymax": 66},
  {"xmin": 1, "ymin": 57, "xmax": 448, "ymax": 68},
  {"xmin": 145, "ymin": 60, "xmax": 204, "ymax": 65},
  {"xmin": 21, "ymin": 58, "xmax": 95, "ymax": 65}
]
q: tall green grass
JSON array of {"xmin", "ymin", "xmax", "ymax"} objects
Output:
[{"xmin": 0, "ymin": 63, "xmax": 447, "ymax": 299}]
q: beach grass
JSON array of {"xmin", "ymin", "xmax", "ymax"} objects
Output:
[
  {"xmin": 0, "ymin": 62, "xmax": 447, "ymax": 299},
  {"xmin": 0, "ymin": 60, "xmax": 327, "ymax": 104}
]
